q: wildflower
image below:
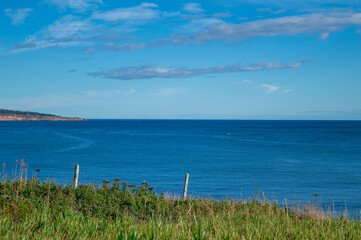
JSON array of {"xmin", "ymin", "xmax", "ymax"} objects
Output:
[
  {"xmin": 115, "ymin": 178, "xmax": 120, "ymax": 182},
  {"xmin": 142, "ymin": 182, "xmax": 150, "ymax": 187},
  {"xmin": 122, "ymin": 182, "xmax": 128, "ymax": 187},
  {"xmin": 149, "ymin": 187, "xmax": 154, "ymax": 191},
  {"xmin": 36, "ymin": 169, "xmax": 41, "ymax": 172},
  {"xmin": 103, "ymin": 180, "xmax": 110, "ymax": 184}
]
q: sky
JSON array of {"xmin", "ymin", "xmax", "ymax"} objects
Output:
[{"xmin": 0, "ymin": 0, "xmax": 360, "ymax": 119}]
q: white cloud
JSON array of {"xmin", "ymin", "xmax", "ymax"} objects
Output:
[
  {"xmin": 6, "ymin": 15, "xmax": 131, "ymax": 54},
  {"xmin": 48, "ymin": 15, "xmax": 92, "ymax": 38},
  {"xmin": 99, "ymin": 10, "xmax": 361, "ymax": 52},
  {"xmin": 7, "ymin": 6, "xmax": 361, "ymax": 56},
  {"xmin": 4, "ymin": 8, "xmax": 33, "ymax": 26},
  {"xmin": 256, "ymin": 8, "xmax": 285, "ymax": 14},
  {"xmin": 318, "ymin": 32, "xmax": 330, "ymax": 40},
  {"xmin": 91, "ymin": 3, "xmax": 177, "ymax": 22},
  {"xmin": 89, "ymin": 60, "xmax": 308, "ymax": 80},
  {"xmin": 102, "ymin": 42, "xmax": 149, "ymax": 51},
  {"xmin": 242, "ymin": 79, "xmax": 253, "ymax": 84},
  {"xmin": 194, "ymin": 11, "xmax": 361, "ymax": 41},
  {"xmin": 180, "ymin": 18, "xmax": 224, "ymax": 32},
  {"xmin": 233, "ymin": 80, "xmax": 287, "ymax": 94},
  {"xmin": 261, "ymin": 84, "xmax": 280, "ymax": 93},
  {"xmin": 282, "ymin": 89, "xmax": 292, "ymax": 93},
  {"xmin": 5, "ymin": 15, "xmax": 92, "ymax": 53},
  {"xmin": 237, "ymin": 0, "xmax": 361, "ymax": 8},
  {"xmin": 82, "ymin": 47, "xmax": 96, "ymax": 53},
  {"xmin": 231, "ymin": 80, "xmax": 253, "ymax": 85},
  {"xmin": 184, "ymin": 3, "xmax": 204, "ymax": 14},
  {"xmin": 45, "ymin": 0, "xmax": 102, "ymax": 12},
  {"xmin": 8, "ymin": 34, "xmax": 81, "ymax": 54}
]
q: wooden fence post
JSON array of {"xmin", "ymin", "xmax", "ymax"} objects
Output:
[
  {"xmin": 182, "ymin": 173, "xmax": 189, "ymax": 200},
  {"xmin": 73, "ymin": 164, "xmax": 79, "ymax": 188}
]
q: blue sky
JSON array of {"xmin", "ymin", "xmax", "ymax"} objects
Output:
[{"xmin": 0, "ymin": 0, "xmax": 360, "ymax": 119}]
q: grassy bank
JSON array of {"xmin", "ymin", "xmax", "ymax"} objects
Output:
[{"xmin": 1, "ymin": 176, "xmax": 360, "ymax": 239}]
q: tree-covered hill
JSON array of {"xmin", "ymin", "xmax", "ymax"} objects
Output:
[
  {"xmin": 0, "ymin": 109, "xmax": 58, "ymax": 117},
  {"xmin": 0, "ymin": 109, "xmax": 85, "ymax": 121}
]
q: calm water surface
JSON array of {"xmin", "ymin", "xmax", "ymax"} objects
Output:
[{"xmin": 0, "ymin": 120, "xmax": 360, "ymax": 215}]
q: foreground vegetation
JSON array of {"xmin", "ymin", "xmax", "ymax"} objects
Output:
[
  {"xmin": 1, "ymin": 180, "xmax": 360, "ymax": 239},
  {"xmin": 0, "ymin": 161, "xmax": 360, "ymax": 239}
]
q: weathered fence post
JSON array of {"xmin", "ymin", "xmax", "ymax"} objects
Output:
[
  {"xmin": 182, "ymin": 173, "xmax": 189, "ymax": 200},
  {"xmin": 73, "ymin": 164, "xmax": 79, "ymax": 188}
]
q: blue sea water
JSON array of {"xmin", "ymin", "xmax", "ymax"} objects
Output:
[{"xmin": 0, "ymin": 120, "xmax": 360, "ymax": 216}]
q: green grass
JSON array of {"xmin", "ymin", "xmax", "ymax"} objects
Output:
[{"xmin": 1, "ymin": 175, "xmax": 361, "ymax": 240}]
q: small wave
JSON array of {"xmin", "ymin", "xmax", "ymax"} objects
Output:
[
  {"xmin": 226, "ymin": 133, "xmax": 253, "ymax": 136},
  {"xmin": 53, "ymin": 133, "xmax": 93, "ymax": 153}
]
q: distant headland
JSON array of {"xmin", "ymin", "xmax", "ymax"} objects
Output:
[{"xmin": 0, "ymin": 109, "xmax": 86, "ymax": 121}]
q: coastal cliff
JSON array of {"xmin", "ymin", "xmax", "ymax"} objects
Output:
[{"xmin": 0, "ymin": 109, "xmax": 86, "ymax": 121}]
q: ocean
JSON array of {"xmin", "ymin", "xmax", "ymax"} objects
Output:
[{"xmin": 0, "ymin": 120, "xmax": 360, "ymax": 216}]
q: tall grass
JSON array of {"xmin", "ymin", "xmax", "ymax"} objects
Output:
[{"xmin": 1, "ymin": 162, "xmax": 360, "ymax": 239}]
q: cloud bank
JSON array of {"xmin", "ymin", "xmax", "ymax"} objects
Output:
[
  {"xmin": 89, "ymin": 60, "xmax": 308, "ymax": 80},
  {"xmin": 100, "ymin": 10, "xmax": 361, "ymax": 51},
  {"xmin": 6, "ymin": 4, "xmax": 361, "ymax": 55},
  {"xmin": 194, "ymin": 11, "xmax": 361, "ymax": 41}
]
